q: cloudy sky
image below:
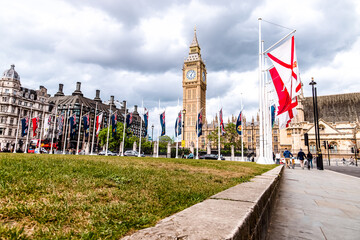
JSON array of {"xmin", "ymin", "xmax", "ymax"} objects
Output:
[{"xmin": 1, "ymin": 0, "xmax": 360, "ymax": 138}]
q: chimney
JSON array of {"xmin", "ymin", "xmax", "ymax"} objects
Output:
[
  {"xmin": 54, "ymin": 83, "xmax": 65, "ymax": 96},
  {"xmin": 72, "ymin": 82, "xmax": 83, "ymax": 96},
  {"xmin": 122, "ymin": 100, "xmax": 127, "ymax": 109},
  {"xmin": 110, "ymin": 95, "xmax": 114, "ymax": 105},
  {"xmin": 134, "ymin": 105, "xmax": 138, "ymax": 113},
  {"xmin": 94, "ymin": 89, "xmax": 102, "ymax": 102}
]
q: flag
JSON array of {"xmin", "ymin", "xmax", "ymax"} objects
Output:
[
  {"xmin": 126, "ymin": 113, "xmax": 133, "ymax": 127},
  {"xmin": 111, "ymin": 113, "xmax": 117, "ymax": 137},
  {"xmin": 143, "ymin": 110, "xmax": 149, "ymax": 137},
  {"xmin": 21, "ymin": 117, "xmax": 29, "ymax": 137},
  {"xmin": 219, "ymin": 108, "xmax": 225, "ymax": 135},
  {"xmin": 269, "ymin": 67, "xmax": 298, "ymax": 129},
  {"xmin": 96, "ymin": 113, "xmax": 103, "ymax": 137},
  {"xmin": 160, "ymin": 111, "xmax": 165, "ymax": 136},
  {"xmin": 177, "ymin": 111, "xmax": 182, "ymax": 136},
  {"xmin": 175, "ymin": 116, "xmax": 178, "ymax": 137},
  {"xmin": 32, "ymin": 116, "xmax": 39, "ymax": 137},
  {"xmin": 197, "ymin": 110, "xmax": 203, "ymax": 137},
  {"xmin": 271, "ymin": 105, "xmax": 276, "ymax": 128},
  {"xmin": 236, "ymin": 111, "xmax": 242, "ymax": 136},
  {"xmin": 43, "ymin": 115, "xmax": 51, "ymax": 138},
  {"xmin": 69, "ymin": 114, "xmax": 77, "ymax": 138},
  {"xmin": 57, "ymin": 114, "xmax": 64, "ymax": 137},
  {"xmin": 267, "ymin": 36, "xmax": 301, "ymax": 100},
  {"xmin": 83, "ymin": 114, "xmax": 90, "ymax": 138}
]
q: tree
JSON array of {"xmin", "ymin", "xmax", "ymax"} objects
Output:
[{"xmin": 207, "ymin": 123, "xmax": 246, "ymax": 152}]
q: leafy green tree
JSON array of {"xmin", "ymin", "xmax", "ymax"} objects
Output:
[{"xmin": 207, "ymin": 123, "xmax": 246, "ymax": 152}]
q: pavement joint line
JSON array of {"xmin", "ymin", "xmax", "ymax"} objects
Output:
[
  {"xmin": 324, "ymin": 169, "xmax": 360, "ymax": 179},
  {"xmin": 320, "ymin": 226, "xmax": 328, "ymax": 240},
  {"xmin": 209, "ymin": 197, "xmax": 256, "ymax": 203}
]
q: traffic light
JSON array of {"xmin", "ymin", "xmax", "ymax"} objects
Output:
[
  {"xmin": 304, "ymin": 133, "xmax": 309, "ymax": 146},
  {"xmin": 323, "ymin": 141, "xmax": 327, "ymax": 149}
]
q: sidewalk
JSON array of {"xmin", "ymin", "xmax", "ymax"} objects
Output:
[{"xmin": 267, "ymin": 167, "xmax": 360, "ymax": 240}]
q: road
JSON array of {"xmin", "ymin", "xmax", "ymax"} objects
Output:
[{"xmin": 324, "ymin": 165, "xmax": 360, "ymax": 178}]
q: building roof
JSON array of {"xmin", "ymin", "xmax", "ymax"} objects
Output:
[
  {"xmin": 302, "ymin": 92, "xmax": 360, "ymax": 123},
  {"xmin": 2, "ymin": 64, "xmax": 20, "ymax": 81}
]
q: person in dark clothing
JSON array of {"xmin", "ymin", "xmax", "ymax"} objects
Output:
[
  {"xmin": 307, "ymin": 152, "xmax": 313, "ymax": 169},
  {"xmin": 297, "ymin": 149, "xmax": 306, "ymax": 169},
  {"xmin": 283, "ymin": 148, "xmax": 293, "ymax": 169}
]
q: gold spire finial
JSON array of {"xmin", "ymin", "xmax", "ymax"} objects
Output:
[{"xmin": 194, "ymin": 26, "xmax": 196, "ymax": 32}]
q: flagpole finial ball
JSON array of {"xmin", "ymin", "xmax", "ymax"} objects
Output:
[{"xmin": 258, "ymin": 17, "xmax": 262, "ymax": 20}]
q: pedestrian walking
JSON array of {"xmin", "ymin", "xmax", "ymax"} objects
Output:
[
  {"xmin": 307, "ymin": 152, "xmax": 313, "ymax": 169},
  {"xmin": 283, "ymin": 148, "xmax": 293, "ymax": 169},
  {"xmin": 275, "ymin": 152, "xmax": 281, "ymax": 165},
  {"xmin": 297, "ymin": 149, "xmax": 306, "ymax": 169}
]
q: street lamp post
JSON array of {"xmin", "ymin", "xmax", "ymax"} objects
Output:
[{"xmin": 310, "ymin": 77, "xmax": 323, "ymax": 170}]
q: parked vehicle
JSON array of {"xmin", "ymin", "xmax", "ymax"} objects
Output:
[
  {"xmin": 199, "ymin": 154, "xmax": 225, "ymax": 160},
  {"xmin": 98, "ymin": 150, "xmax": 117, "ymax": 156},
  {"xmin": 124, "ymin": 150, "xmax": 145, "ymax": 157}
]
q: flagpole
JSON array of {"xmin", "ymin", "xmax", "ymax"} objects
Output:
[
  {"xmin": 76, "ymin": 104, "xmax": 83, "ymax": 155},
  {"xmin": 91, "ymin": 102, "xmax": 98, "ymax": 155},
  {"xmin": 37, "ymin": 108, "xmax": 46, "ymax": 154},
  {"xmin": 50, "ymin": 106, "xmax": 57, "ymax": 154},
  {"xmin": 13, "ymin": 107, "xmax": 21, "ymax": 153},
  {"xmin": 157, "ymin": 100, "xmax": 160, "ymax": 158},
  {"xmin": 217, "ymin": 97, "xmax": 221, "ymax": 160},
  {"xmin": 241, "ymin": 93, "xmax": 244, "ymax": 161},
  {"xmin": 24, "ymin": 107, "xmax": 33, "ymax": 154},
  {"xmin": 63, "ymin": 107, "xmax": 69, "ymax": 154},
  {"xmin": 121, "ymin": 108, "xmax": 127, "ymax": 156},
  {"xmin": 105, "ymin": 102, "xmax": 112, "ymax": 156},
  {"xmin": 176, "ymin": 99, "xmax": 179, "ymax": 159},
  {"xmin": 196, "ymin": 98, "xmax": 199, "ymax": 159},
  {"xmin": 138, "ymin": 100, "xmax": 143, "ymax": 157}
]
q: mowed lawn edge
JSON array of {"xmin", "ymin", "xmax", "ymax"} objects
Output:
[{"xmin": 0, "ymin": 153, "xmax": 276, "ymax": 239}]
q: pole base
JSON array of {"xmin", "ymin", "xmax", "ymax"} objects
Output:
[{"xmin": 256, "ymin": 156, "xmax": 273, "ymax": 164}]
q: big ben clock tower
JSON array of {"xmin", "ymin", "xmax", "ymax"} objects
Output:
[{"xmin": 183, "ymin": 27, "xmax": 207, "ymax": 148}]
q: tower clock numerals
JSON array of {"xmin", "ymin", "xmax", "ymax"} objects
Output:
[{"xmin": 186, "ymin": 70, "xmax": 196, "ymax": 80}]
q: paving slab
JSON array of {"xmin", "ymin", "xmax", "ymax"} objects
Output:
[{"xmin": 267, "ymin": 168, "xmax": 360, "ymax": 240}]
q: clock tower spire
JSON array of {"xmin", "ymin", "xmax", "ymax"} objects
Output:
[{"xmin": 182, "ymin": 27, "xmax": 207, "ymax": 149}]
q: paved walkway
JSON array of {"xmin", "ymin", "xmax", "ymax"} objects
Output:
[{"xmin": 267, "ymin": 167, "xmax": 360, "ymax": 240}]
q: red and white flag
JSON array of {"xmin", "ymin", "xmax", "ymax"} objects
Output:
[
  {"xmin": 269, "ymin": 67, "xmax": 298, "ymax": 129},
  {"xmin": 96, "ymin": 113, "xmax": 103, "ymax": 137},
  {"xmin": 267, "ymin": 36, "xmax": 301, "ymax": 100},
  {"xmin": 32, "ymin": 117, "xmax": 39, "ymax": 137}
]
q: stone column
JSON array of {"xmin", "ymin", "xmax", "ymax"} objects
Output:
[
  {"xmin": 231, "ymin": 145, "xmax": 235, "ymax": 161},
  {"xmin": 153, "ymin": 142, "xmax": 157, "ymax": 158},
  {"xmin": 207, "ymin": 142, "xmax": 211, "ymax": 154},
  {"xmin": 167, "ymin": 142, "xmax": 171, "ymax": 158}
]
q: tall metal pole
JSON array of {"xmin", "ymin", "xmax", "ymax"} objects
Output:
[
  {"xmin": 50, "ymin": 106, "xmax": 58, "ymax": 154},
  {"xmin": 121, "ymin": 108, "xmax": 127, "ymax": 156},
  {"xmin": 91, "ymin": 102, "xmax": 98, "ymax": 155},
  {"xmin": 105, "ymin": 102, "xmax": 112, "ymax": 156},
  {"xmin": 76, "ymin": 104, "xmax": 83, "ymax": 155},
  {"xmin": 13, "ymin": 107, "xmax": 21, "ymax": 153},
  {"xmin": 138, "ymin": 100, "xmax": 143, "ymax": 157},
  {"xmin": 315, "ymin": 87, "xmax": 323, "ymax": 170},
  {"xmin": 24, "ymin": 107, "xmax": 33, "ymax": 154},
  {"xmin": 196, "ymin": 97, "xmax": 199, "ymax": 159},
  {"xmin": 37, "ymin": 108, "xmax": 46, "ymax": 154},
  {"xmin": 258, "ymin": 18, "xmax": 265, "ymax": 163},
  {"xmin": 157, "ymin": 100, "xmax": 160, "ymax": 158},
  {"xmin": 241, "ymin": 93, "xmax": 244, "ymax": 161},
  {"xmin": 62, "ymin": 108, "xmax": 69, "ymax": 154}
]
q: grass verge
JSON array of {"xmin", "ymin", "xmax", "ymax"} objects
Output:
[{"xmin": 0, "ymin": 153, "xmax": 275, "ymax": 239}]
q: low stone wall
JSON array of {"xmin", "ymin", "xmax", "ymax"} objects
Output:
[{"xmin": 122, "ymin": 165, "xmax": 284, "ymax": 240}]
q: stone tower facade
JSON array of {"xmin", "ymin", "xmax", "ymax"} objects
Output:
[{"xmin": 182, "ymin": 28, "xmax": 207, "ymax": 148}]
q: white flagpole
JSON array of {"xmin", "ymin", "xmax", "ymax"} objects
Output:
[
  {"xmin": 37, "ymin": 108, "xmax": 46, "ymax": 154},
  {"xmin": 24, "ymin": 107, "xmax": 33, "ymax": 154},
  {"xmin": 91, "ymin": 102, "xmax": 98, "ymax": 155},
  {"xmin": 241, "ymin": 93, "xmax": 244, "ymax": 161},
  {"xmin": 76, "ymin": 104, "xmax": 83, "ymax": 155},
  {"xmin": 105, "ymin": 103, "xmax": 112, "ymax": 156},
  {"xmin": 138, "ymin": 100, "xmax": 143, "ymax": 157},
  {"xmin": 176, "ymin": 99, "xmax": 179, "ymax": 159},
  {"xmin": 121, "ymin": 108, "xmax": 127, "ymax": 156},
  {"xmin": 63, "ymin": 108, "xmax": 69, "ymax": 154},
  {"xmin": 50, "ymin": 106, "xmax": 58, "ymax": 154},
  {"xmin": 13, "ymin": 107, "xmax": 21, "ymax": 153},
  {"xmin": 196, "ymin": 98, "xmax": 199, "ymax": 159},
  {"xmin": 157, "ymin": 100, "xmax": 160, "ymax": 158},
  {"xmin": 217, "ymin": 97, "xmax": 221, "ymax": 160}
]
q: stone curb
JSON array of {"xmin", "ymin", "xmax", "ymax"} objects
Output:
[{"xmin": 122, "ymin": 165, "xmax": 284, "ymax": 240}]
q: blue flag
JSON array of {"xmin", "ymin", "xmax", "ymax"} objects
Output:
[
  {"xmin": 236, "ymin": 111, "xmax": 242, "ymax": 135},
  {"xmin": 69, "ymin": 114, "xmax": 76, "ymax": 138},
  {"xmin": 143, "ymin": 111, "xmax": 148, "ymax": 137},
  {"xmin": 271, "ymin": 105, "xmax": 276, "ymax": 128},
  {"xmin": 160, "ymin": 111, "xmax": 165, "ymax": 136},
  {"xmin": 111, "ymin": 114, "xmax": 117, "ymax": 137},
  {"xmin": 175, "ymin": 117, "xmax": 178, "ymax": 137},
  {"xmin": 126, "ymin": 113, "xmax": 133, "ymax": 127},
  {"xmin": 83, "ymin": 114, "xmax": 90, "ymax": 138},
  {"xmin": 21, "ymin": 117, "xmax": 29, "ymax": 137},
  {"xmin": 197, "ymin": 110, "xmax": 203, "ymax": 137},
  {"xmin": 177, "ymin": 111, "xmax": 182, "ymax": 136}
]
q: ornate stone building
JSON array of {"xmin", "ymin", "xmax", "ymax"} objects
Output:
[{"xmin": 0, "ymin": 65, "xmax": 50, "ymax": 151}]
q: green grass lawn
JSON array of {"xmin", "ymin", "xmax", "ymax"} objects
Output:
[{"xmin": 0, "ymin": 153, "xmax": 275, "ymax": 239}]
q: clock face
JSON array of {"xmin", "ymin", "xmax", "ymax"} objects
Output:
[
  {"xmin": 202, "ymin": 71, "xmax": 206, "ymax": 82},
  {"xmin": 186, "ymin": 70, "xmax": 196, "ymax": 80}
]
